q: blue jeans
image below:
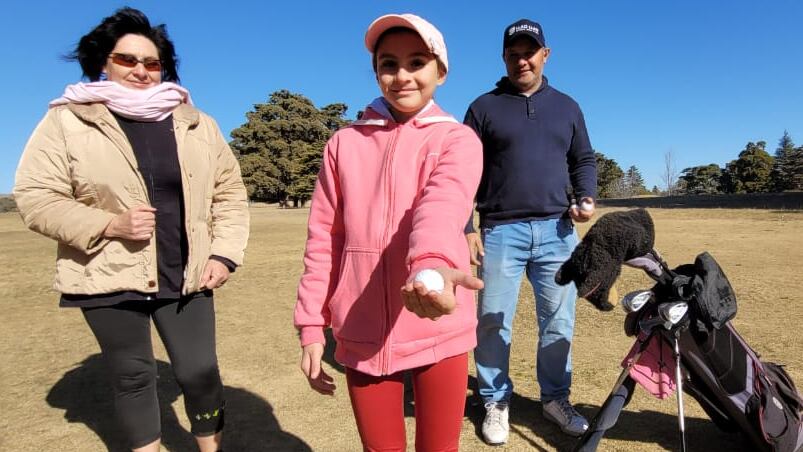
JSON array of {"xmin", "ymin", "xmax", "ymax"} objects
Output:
[{"xmin": 475, "ymin": 218, "xmax": 579, "ymax": 403}]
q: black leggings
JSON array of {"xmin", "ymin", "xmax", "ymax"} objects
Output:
[{"xmin": 82, "ymin": 296, "xmax": 224, "ymax": 448}]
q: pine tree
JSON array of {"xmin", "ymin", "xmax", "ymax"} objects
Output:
[
  {"xmin": 769, "ymin": 130, "xmax": 797, "ymax": 191},
  {"xmin": 595, "ymin": 152, "xmax": 624, "ymax": 198},
  {"xmin": 789, "ymin": 145, "xmax": 803, "ymax": 190},
  {"xmin": 230, "ymin": 91, "xmax": 349, "ymax": 205},
  {"xmin": 723, "ymin": 141, "xmax": 774, "ymax": 193},
  {"xmin": 623, "ymin": 165, "xmax": 647, "ymax": 197},
  {"xmin": 680, "ymin": 164, "xmax": 722, "ymax": 194}
]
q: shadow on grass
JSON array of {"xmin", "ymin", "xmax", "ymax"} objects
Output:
[
  {"xmin": 323, "ymin": 330, "xmax": 752, "ymax": 450},
  {"xmin": 46, "ymin": 354, "xmax": 311, "ymax": 451},
  {"xmin": 463, "ymin": 375, "xmax": 753, "ymax": 451}
]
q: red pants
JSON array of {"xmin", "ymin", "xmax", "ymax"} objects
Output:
[{"xmin": 345, "ymin": 353, "xmax": 468, "ymax": 452}]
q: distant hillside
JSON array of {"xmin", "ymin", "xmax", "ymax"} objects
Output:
[{"xmin": 598, "ymin": 192, "xmax": 803, "ymax": 210}]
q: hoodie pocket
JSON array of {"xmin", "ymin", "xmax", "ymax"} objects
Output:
[{"xmin": 329, "ymin": 247, "xmax": 384, "ymax": 345}]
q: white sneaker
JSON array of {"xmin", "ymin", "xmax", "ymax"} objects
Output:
[
  {"xmin": 481, "ymin": 402, "xmax": 509, "ymax": 445},
  {"xmin": 542, "ymin": 398, "xmax": 589, "ymax": 437}
]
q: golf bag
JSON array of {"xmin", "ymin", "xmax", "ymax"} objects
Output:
[
  {"xmin": 670, "ymin": 253, "xmax": 803, "ymax": 452},
  {"xmin": 560, "ymin": 210, "xmax": 803, "ymax": 452}
]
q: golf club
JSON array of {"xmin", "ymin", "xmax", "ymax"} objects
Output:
[{"xmin": 621, "ymin": 290, "xmax": 654, "ymax": 313}]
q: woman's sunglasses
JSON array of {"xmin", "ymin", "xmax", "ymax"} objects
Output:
[{"xmin": 108, "ymin": 53, "xmax": 162, "ymax": 72}]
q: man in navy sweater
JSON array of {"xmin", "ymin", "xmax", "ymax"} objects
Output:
[{"xmin": 464, "ymin": 19, "xmax": 597, "ymax": 445}]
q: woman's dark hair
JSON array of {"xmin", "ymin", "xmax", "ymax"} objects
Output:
[{"xmin": 67, "ymin": 7, "xmax": 179, "ymax": 83}]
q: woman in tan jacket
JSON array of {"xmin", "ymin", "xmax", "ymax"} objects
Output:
[{"xmin": 13, "ymin": 8, "xmax": 248, "ymax": 452}]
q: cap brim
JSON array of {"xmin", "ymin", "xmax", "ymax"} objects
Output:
[{"xmin": 365, "ymin": 15, "xmax": 419, "ymax": 53}]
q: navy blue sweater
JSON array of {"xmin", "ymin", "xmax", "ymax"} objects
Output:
[{"xmin": 464, "ymin": 76, "xmax": 596, "ymax": 231}]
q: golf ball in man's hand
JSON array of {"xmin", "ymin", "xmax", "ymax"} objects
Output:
[
  {"xmin": 580, "ymin": 200, "xmax": 594, "ymax": 212},
  {"xmin": 414, "ymin": 269, "xmax": 445, "ymax": 294}
]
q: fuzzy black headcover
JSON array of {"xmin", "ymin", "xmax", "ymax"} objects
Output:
[{"xmin": 555, "ymin": 209, "xmax": 655, "ymax": 311}]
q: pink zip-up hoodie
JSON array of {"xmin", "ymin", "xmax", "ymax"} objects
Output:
[{"xmin": 294, "ymin": 98, "xmax": 483, "ymax": 376}]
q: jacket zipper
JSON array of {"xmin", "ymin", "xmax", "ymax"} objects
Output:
[
  {"xmin": 142, "ymin": 123, "xmax": 158, "ymax": 298},
  {"xmin": 97, "ymin": 118, "xmax": 157, "ymax": 293},
  {"xmin": 380, "ymin": 124, "xmax": 401, "ymax": 375},
  {"xmin": 172, "ymin": 119, "xmax": 193, "ymax": 296}
]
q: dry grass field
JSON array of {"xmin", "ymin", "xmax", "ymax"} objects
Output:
[{"xmin": 1, "ymin": 206, "xmax": 801, "ymax": 451}]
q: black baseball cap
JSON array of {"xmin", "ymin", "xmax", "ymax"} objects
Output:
[{"xmin": 503, "ymin": 19, "xmax": 546, "ymax": 49}]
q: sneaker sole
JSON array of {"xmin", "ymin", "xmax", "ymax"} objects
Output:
[
  {"xmin": 542, "ymin": 411, "xmax": 587, "ymax": 437},
  {"xmin": 483, "ymin": 438, "xmax": 508, "ymax": 446},
  {"xmin": 482, "ymin": 429, "xmax": 509, "ymax": 446},
  {"xmin": 560, "ymin": 426, "xmax": 586, "ymax": 437}
]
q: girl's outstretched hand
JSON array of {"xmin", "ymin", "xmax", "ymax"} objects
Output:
[
  {"xmin": 300, "ymin": 343, "xmax": 336, "ymax": 395},
  {"xmin": 401, "ymin": 267, "xmax": 484, "ymax": 320}
]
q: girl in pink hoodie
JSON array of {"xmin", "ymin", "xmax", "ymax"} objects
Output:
[{"xmin": 294, "ymin": 13, "xmax": 483, "ymax": 452}]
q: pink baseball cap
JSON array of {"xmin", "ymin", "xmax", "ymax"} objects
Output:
[{"xmin": 364, "ymin": 13, "xmax": 448, "ymax": 72}]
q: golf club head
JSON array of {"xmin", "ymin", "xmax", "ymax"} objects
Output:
[
  {"xmin": 639, "ymin": 301, "xmax": 689, "ymax": 333},
  {"xmin": 621, "ymin": 290, "xmax": 654, "ymax": 313},
  {"xmin": 658, "ymin": 301, "xmax": 689, "ymax": 325}
]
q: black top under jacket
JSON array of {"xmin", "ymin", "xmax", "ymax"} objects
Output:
[{"xmin": 61, "ymin": 113, "xmax": 232, "ymax": 307}]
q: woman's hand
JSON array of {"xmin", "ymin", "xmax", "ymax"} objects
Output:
[
  {"xmin": 300, "ymin": 343, "xmax": 336, "ymax": 395},
  {"xmin": 401, "ymin": 267, "xmax": 484, "ymax": 320},
  {"xmin": 200, "ymin": 259, "xmax": 230, "ymax": 290},
  {"xmin": 104, "ymin": 205, "xmax": 157, "ymax": 240}
]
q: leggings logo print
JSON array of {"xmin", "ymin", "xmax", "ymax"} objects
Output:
[{"xmin": 195, "ymin": 407, "xmax": 222, "ymax": 421}]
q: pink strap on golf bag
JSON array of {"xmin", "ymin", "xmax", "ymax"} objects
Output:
[{"xmin": 622, "ymin": 334, "xmax": 677, "ymax": 399}]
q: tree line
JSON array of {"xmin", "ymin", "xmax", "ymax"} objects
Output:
[
  {"xmin": 230, "ymin": 90, "xmax": 803, "ymax": 205},
  {"xmin": 595, "ymin": 131, "xmax": 803, "ymax": 198},
  {"xmin": 679, "ymin": 132, "xmax": 803, "ymax": 195}
]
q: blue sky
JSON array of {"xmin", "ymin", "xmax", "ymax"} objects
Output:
[{"xmin": 1, "ymin": 0, "xmax": 801, "ymax": 194}]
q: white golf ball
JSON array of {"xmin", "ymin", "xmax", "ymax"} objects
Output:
[
  {"xmin": 414, "ymin": 269, "xmax": 445, "ymax": 294},
  {"xmin": 580, "ymin": 200, "xmax": 594, "ymax": 212}
]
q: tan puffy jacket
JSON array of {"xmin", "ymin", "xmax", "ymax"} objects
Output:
[{"xmin": 14, "ymin": 102, "xmax": 249, "ymax": 296}]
